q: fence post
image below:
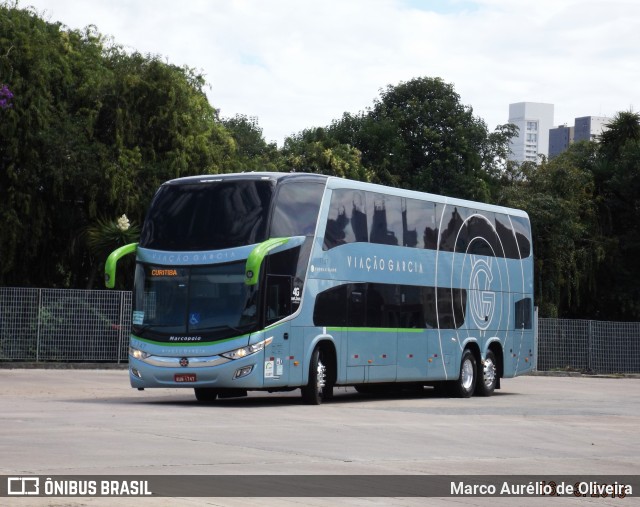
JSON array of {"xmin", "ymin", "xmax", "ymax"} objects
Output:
[
  {"xmin": 36, "ymin": 288, "xmax": 42, "ymax": 362},
  {"xmin": 117, "ymin": 291, "xmax": 125, "ymax": 364},
  {"xmin": 587, "ymin": 319, "xmax": 593, "ymax": 372},
  {"xmin": 533, "ymin": 307, "xmax": 539, "ymax": 371}
]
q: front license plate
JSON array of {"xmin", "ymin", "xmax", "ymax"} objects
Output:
[{"xmin": 174, "ymin": 373, "xmax": 197, "ymax": 383}]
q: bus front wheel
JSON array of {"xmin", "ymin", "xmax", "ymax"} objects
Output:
[
  {"xmin": 301, "ymin": 347, "xmax": 330, "ymax": 405},
  {"xmin": 452, "ymin": 349, "xmax": 477, "ymax": 398}
]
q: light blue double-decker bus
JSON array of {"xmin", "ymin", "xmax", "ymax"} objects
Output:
[{"xmin": 106, "ymin": 172, "xmax": 534, "ymax": 404}]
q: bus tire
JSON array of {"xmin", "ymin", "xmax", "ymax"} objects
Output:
[
  {"xmin": 452, "ymin": 349, "xmax": 477, "ymax": 398},
  {"xmin": 194, "ymin": 388, "xmax": 218, "ymax": 403},
  {"xmin": 476, "ymin": 350, "xmax": 498, "ymax": 397},
  {"xmin": 301, "ymin": 347, "xmax": 328, "ymax": 405}
]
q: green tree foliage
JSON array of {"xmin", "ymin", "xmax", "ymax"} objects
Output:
[
  {"xmin": 590, "ymin": 111, "xmax": 640, "ymax": 319},
  {"xmin": 221, "ymin": 114, "xmax": 281, "ymax": 172},
  {"xmin": 325, "ymin": 77, "xmax": 513, "ymax": 201},
  {"xmin": 0, "ymin": 4, "xmax": 234, "ymax": 288},
  {"xmin": 499, "ymin": 144, "xmax": 604, "ymax": 317},
  {"xmin": 281, "ymin": 127, "xmax": 373, "ymax": 181}
]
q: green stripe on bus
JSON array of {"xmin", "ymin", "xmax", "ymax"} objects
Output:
[{"xmin": 326, "ymin": 327, "xmax": 425, "ymax": 333}]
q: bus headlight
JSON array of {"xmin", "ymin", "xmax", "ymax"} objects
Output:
[
  {"xmin": 221, "ymin": 337, "xmax": 273, "ymax": 360},
  {"xmin": 129, "ymin": 346, "xmax": 150, "ymax": 360}
]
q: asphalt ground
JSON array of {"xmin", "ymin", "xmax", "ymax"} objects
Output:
[{"xmin": 1, "ymin": 369, "xmax": 638, "ymax": 507}]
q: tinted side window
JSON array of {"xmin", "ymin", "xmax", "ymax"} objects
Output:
[
  {"xmin": 265, "ymin": 275, "xmax": 292, "ymax": 325},
  {"xmin": 313, "ymin": 285, "xmax": 347, "ymax": 326},
  {"xmin": 266, "ymin": 247, "xmax": 302, "ymax": 314},
  {"xmin": 467, "ymin": 212, "xmax": 497, "ymax": 257},
  {"xmin": 368, "ymin": 193, "xmax": 402, "ymax": 246},
  {"xmin": 439, "ymin": 206, "xmax": 466, "ymax": 252},
  {"xmin": 313, "ymin": 283, "xmax": 466, "ymax": 330},
  {"xmin": 515, "ymin": 297, "xmax": 532, "ymax": 329},
  {"xmin": 324, "ymin": 189, "xmax": 368, "ymax": 249},
  {"xmin": 270, "ymin": 182, "xmax": 324, "ymax": 238},
  {"xmin": 401, "ymin": 198, "xmax": 436, "ymax": 249},
  {"xmin": 511, "ymin": 216, "xmax": 532, "ymax": 259},
  {"xmin": 495, "ymin": 214, "xmax": 520, "ymax": 259},
  {"xmin": 437, "ymin": 288, "xmax": 467, "ymax": 329}
]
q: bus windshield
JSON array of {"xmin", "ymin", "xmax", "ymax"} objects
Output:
[
  {"xmin": 139, "ymin": 180, "xmax": 274, "ymax": 250},
  {"xmin": 132, "ymin": 261, "xmax": 259, "ymax": 341}
]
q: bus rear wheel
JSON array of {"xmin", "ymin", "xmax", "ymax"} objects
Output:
[
  {"xmin": 475, "ymin": 350, "xmax": 498, "ymax": 397},
  {"xmin": 301, "ymin": 347, "xmax": 331, "ymax": 405},
  {"xmin": 451, "ymin": 349, "xmax": 477, "ymax": 398}
]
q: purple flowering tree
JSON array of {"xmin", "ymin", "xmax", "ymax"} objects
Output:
[{"xmin": 0, "ymin": 84, "xmax": 13, "ymax": 109}]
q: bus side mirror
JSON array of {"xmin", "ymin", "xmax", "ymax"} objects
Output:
[
  {"xmin": 244, "ymin": 236, "xmax": 305, "ymax": 286},
  {"xmin": 105, "ymin": 243, "xmax": 138, "ymax": 288}
]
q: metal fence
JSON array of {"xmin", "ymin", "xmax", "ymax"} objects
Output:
[
  {"xmin": 537, "ymin": 317, "xmax": 640, "ymax": 374},
  {"xmin": 0, "ymin": 288, "xmax": 131, "ymax": 362},
  {"xmin": 1, "ymin": 288, "xmax": 639, "ymax": 373}
]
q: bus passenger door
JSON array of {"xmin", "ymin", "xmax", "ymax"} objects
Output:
[{"xmin": 262, "ymin": 275, "xmax": 292, "ymax": 386}]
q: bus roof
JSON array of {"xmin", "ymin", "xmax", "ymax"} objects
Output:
[{"xmin": 162, "ymin": 172, "xmax": 528, "ymax": 219}]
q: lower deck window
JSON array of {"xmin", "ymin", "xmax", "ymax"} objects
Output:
[{"xmin": 313, "ymin": 282, "xmax": 467, "ymax": 329}]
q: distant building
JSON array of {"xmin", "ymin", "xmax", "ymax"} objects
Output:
[
  {"xmin": 574, "ymin": 116, "xmax": 610, "ymax": 142},
  {"xmin": 508, "ymin": 102, "xmax": 554, "ymax": 163},
  {"xmin": 549, "ymin": 124, "xmax": 575, "ymax": 159},
  {"xmin": 548, "ymin": 116, "xmax": 610, "ymax": 158}
]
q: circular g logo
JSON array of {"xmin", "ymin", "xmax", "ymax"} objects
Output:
[{"xmin": 469, "ymin": 256, "xmax": 495, "ymax": 331}]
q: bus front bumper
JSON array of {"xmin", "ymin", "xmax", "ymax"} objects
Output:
[{"xmin": 128, "ymin": 353, "xmax": 262, "ymax": 389}]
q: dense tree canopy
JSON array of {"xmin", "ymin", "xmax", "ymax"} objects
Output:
[
  {"xmin": 0, "ymin": 5, "xmax": 234, "ymax": 288},
  {"xmin": 1, "ymin": 4, "xmax": 639, "ymax": 320}
]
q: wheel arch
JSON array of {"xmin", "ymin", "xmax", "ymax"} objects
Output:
[
  {"xmin": 303, "ymin": 335, "xmax": 337, "ymax": 385},
  {"xmin": 486, "ymin": 339, "xmax": 504, "ymax": 381}
]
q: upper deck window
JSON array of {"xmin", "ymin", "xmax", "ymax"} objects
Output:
[
  {"xmin": 269, "ymin": 182, "xmax": 325, "ymax": 238},
  {"xmin": 139, "ymin": 180, "xmax": 273, "ymax": 250},
  {"xmin": 323, "ymin": 188, "xmax": 531, "ymax": 260}
]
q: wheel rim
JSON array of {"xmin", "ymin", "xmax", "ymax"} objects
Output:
[
  {"xmin": 316, "ymin": 358, "xmax": 326, "ymax": 391},
  {"xmin": 483, "ymin": 357, "xmax": 496, "ymax": 388},
  {"xmin": 461, "ymin": 358, "xmax": 474, "ymax": 390}
]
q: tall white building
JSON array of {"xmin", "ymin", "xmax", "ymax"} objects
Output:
[{"xmin": 507, "ymin": 102, "xmax": 554, "ymax": 163}]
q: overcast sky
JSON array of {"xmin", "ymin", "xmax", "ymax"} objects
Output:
[{"xmin": 21, "ymin": 0, "xmax": 640, "ymax": 146}]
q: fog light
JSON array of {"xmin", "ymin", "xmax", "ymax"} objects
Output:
[
  {"xmin": 234, "ymin": 365, "xmax": 254, "ymax": 379},
  {"xmin": 131, "ymin": 367, "xmax": 142, "ymax": 379}
]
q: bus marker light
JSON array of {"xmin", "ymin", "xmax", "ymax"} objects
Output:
[
  {"xmin": 407, "ymin": 354, "xmax": 413, "ymax": 358},
  {"xmin": 293, "ymin": 361, "xmax": 299, "ymax": 366},
  {"xmin": 428, "ymin": 358, "xmax": 433, "ymax": 363},
  {"xmin": 368, "ymin": 360, "xmax": 373, "ymax": 364},
  {"xmin": 234, "ymin": 365, "xmax": 254, "ymax": 379}
]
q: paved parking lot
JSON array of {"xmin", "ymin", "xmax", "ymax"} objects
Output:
[{"xmin": 1, "ymin": 369, "xmax": 638, "ymax": 506}]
